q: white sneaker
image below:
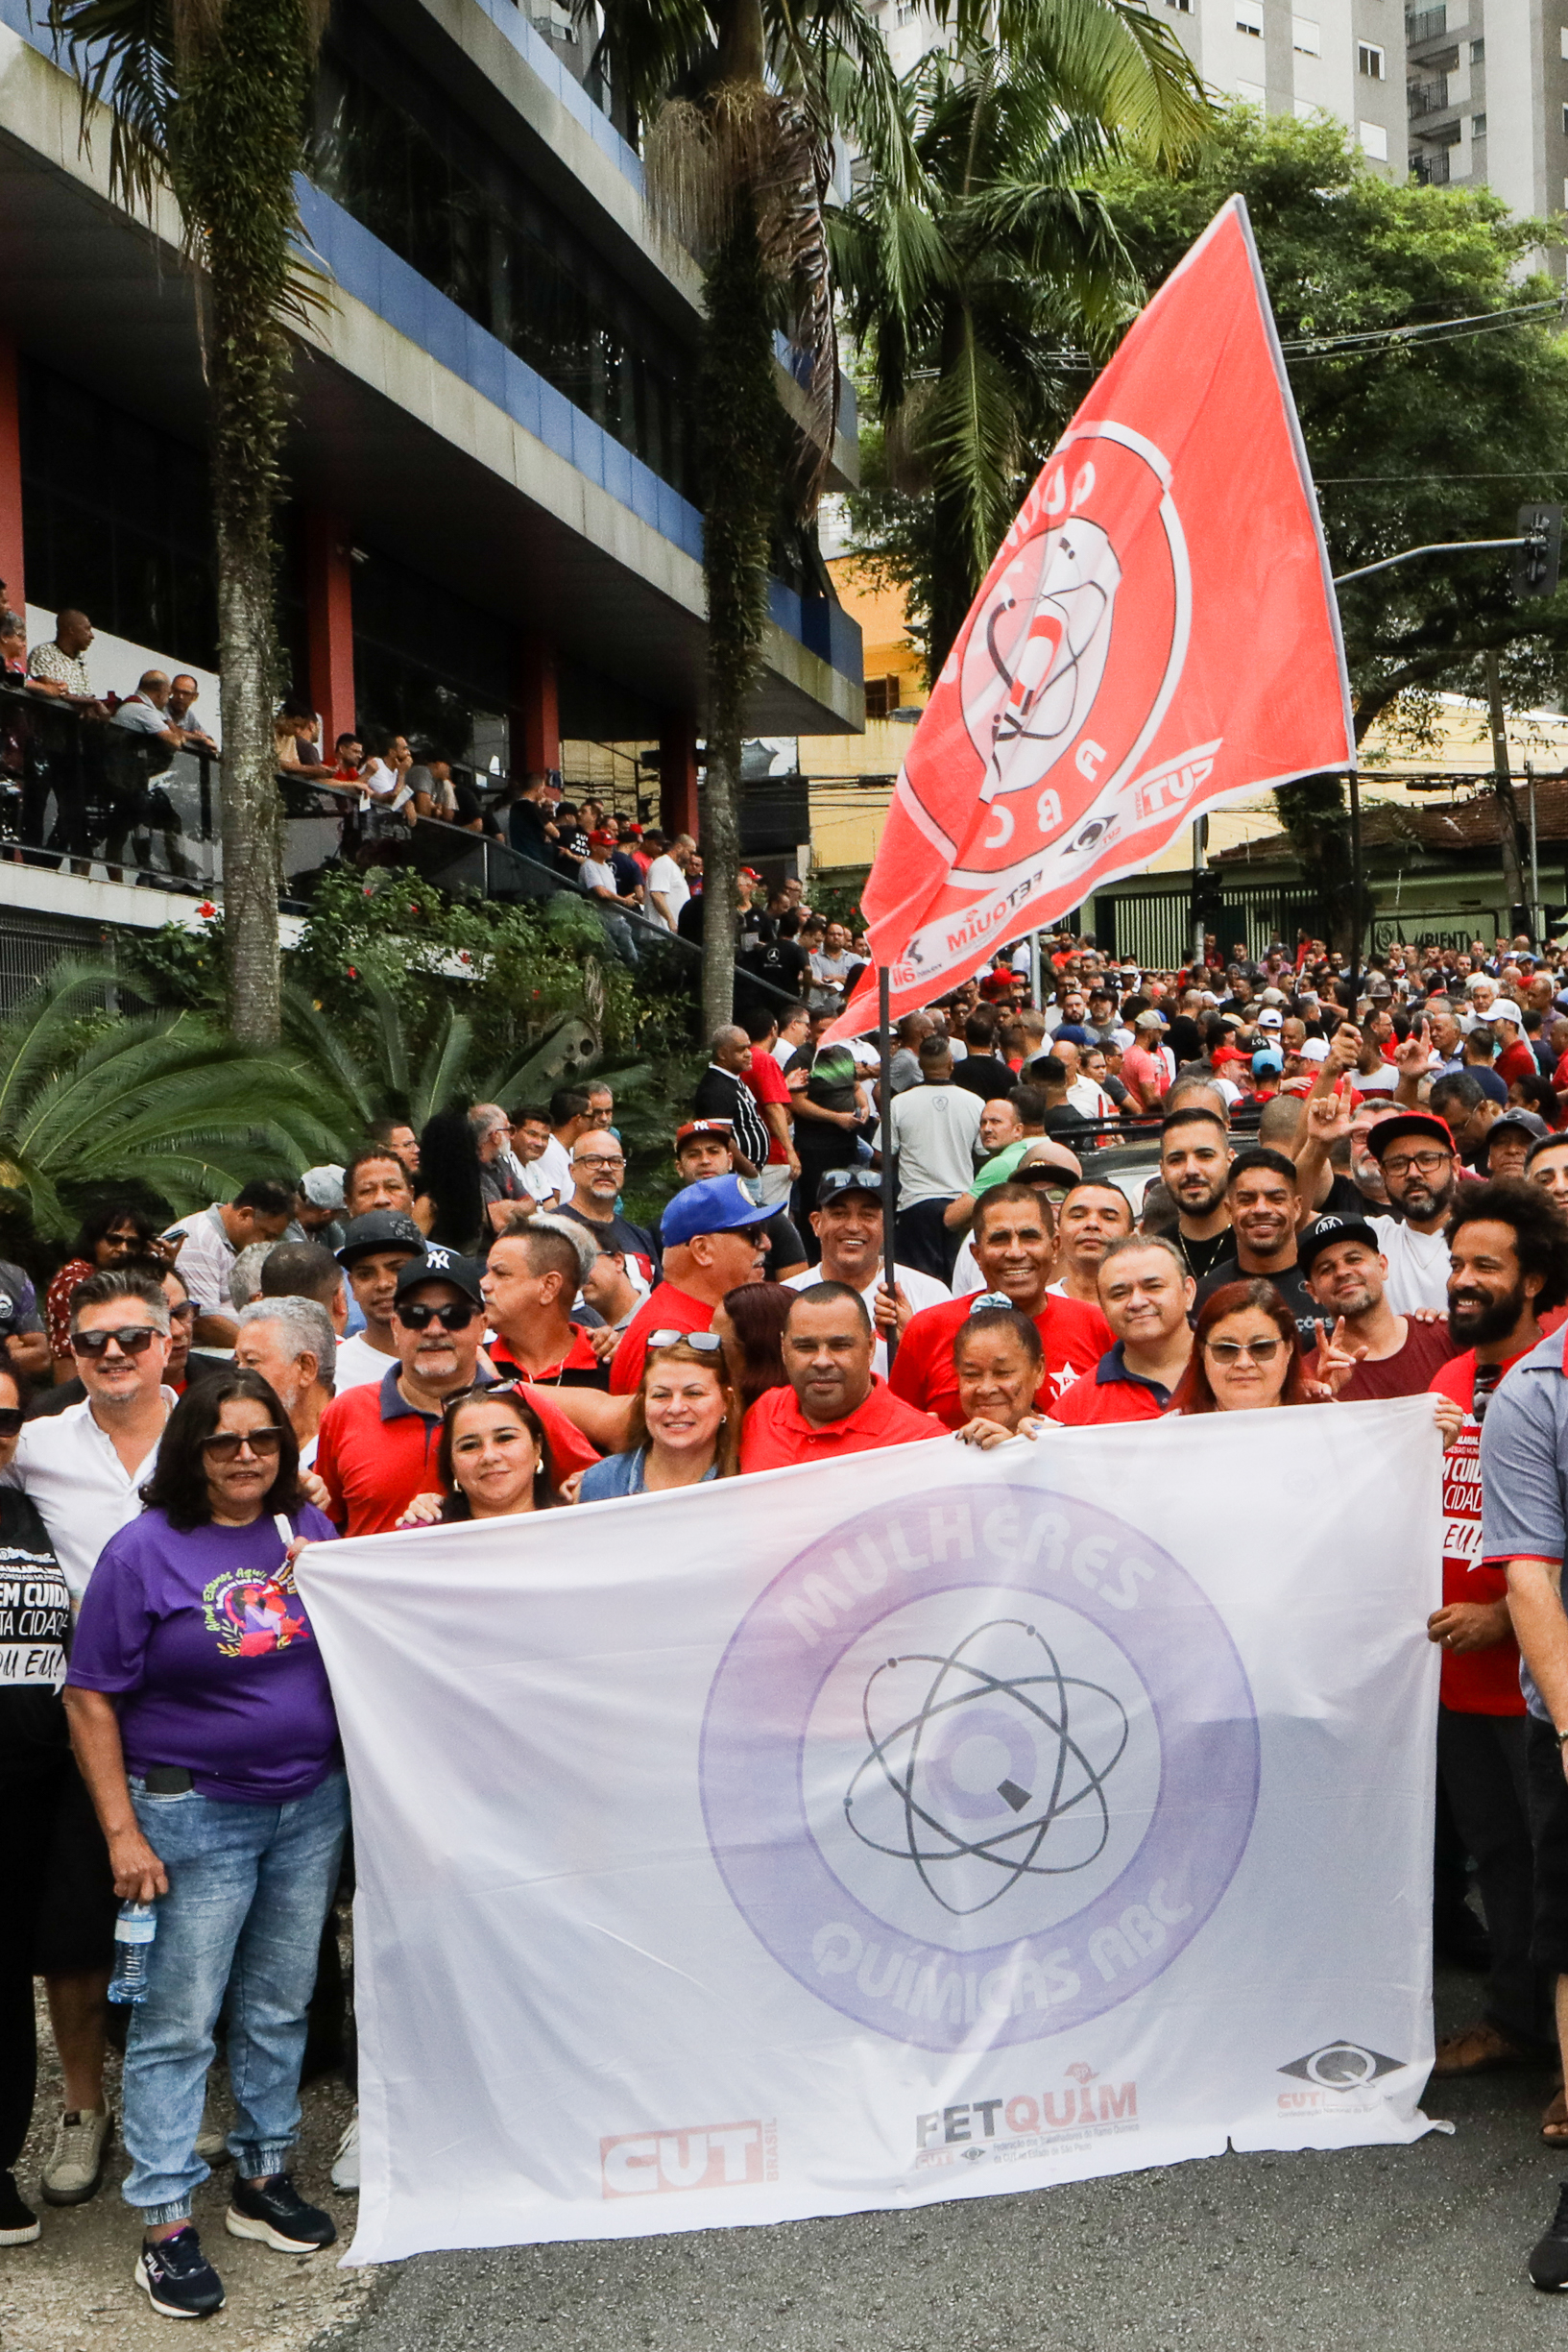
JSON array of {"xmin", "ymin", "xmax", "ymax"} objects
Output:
[
  {"xmin": 330, "ymin": 2111, "xmax": 359, "ymax": 2192},
  {"xmin": 39, "ymin": 2106, "xmax": 111, "ymax": 2205}
]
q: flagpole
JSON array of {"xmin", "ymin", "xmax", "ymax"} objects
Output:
[{"xmin": 878, "ymin": 965, "xmax": 899, "ymax": 1370}]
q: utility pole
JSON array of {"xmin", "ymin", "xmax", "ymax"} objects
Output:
[{"xmin": 1484, "ymin": 651, "xmax": 1529, "ymax": 930}]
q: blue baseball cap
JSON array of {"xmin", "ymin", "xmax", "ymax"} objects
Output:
[{"xmin": 661, "ymin": 1174, "xmax": 767, "ymax": 1249}]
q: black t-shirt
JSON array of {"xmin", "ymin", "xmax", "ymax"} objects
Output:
[
  {"xmin": 1318, "ymin": 1173, "xmax": 1383, "ymax": 1218},
  {"xmin": 0, "ymin": 1488, "xmax": 69, "ymax": 1755},
  {"xmin": 1194, "ymin": 1254, "xmax": 1320, "ymax": 1348},
  {"xmin": 745, "ymin": 935, "xmax": 809, "ymax": 996},
  {"xmin": 953, "ymin": 1055, "xmax": 1017, "ymax": 1103},
  {"xmin": 1172, "ymin": 1225, "xmax": 1235, "ymax": 1283}
]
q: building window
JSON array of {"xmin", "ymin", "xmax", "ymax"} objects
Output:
[
  {"xmin": 1359, "ymin": 40, "xmax": 1386, "ymax": 74},
  {"xmin": 1165, "ymin": 0, "xmax": 1194, "ymax": 14},
  {"xmin": 1236, "ymin": 0, "xmax": 1264, "ymax": 32},
  {"xmin": 1474, "ymin": 36, "xmax": 1486, "ymax": 58},
  {"xmin": 863, "ymin": 676, "xmax": 905, "ymax": 720},
  {"xmin": 1360, "ymin": 118, "xmax": 1389, "ymax": 158},
  {"xmin": 1292, "ymin": 14, "xmax": 1320, "ymax": 50},
  {"xmin": 895, "ymin": 1, "xmax": 914, "ymax": 21},
  {"xmin": 18, "ymin": 360, "xmax": 217, "ymax": 669},
  {"xmin": 1472, "ymin": 110, "xmax": 1486, "ymax": 133},
  {"xmin": 305, "ymin": 11, "xmax": 700, "ymax": 501}
]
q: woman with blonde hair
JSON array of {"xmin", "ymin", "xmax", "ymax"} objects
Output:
[{"xmin": 573, "ymin": 1335, "xmax": 740, "ymax": 1499}]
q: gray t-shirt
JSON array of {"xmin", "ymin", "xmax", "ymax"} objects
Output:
[{"xmin": 1479, "ymin": 1323, "xmax": 1568, "ymax": 1720}]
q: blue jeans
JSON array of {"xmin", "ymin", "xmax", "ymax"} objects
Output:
[{"xmin": 122, "ymin": 1770, "xmax": 349, "ymax": 2224}]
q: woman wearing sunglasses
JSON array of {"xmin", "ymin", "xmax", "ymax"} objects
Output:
[
  {"xmin": 1170, "ymin": 1282, "xmax": 1315, "ymax": 1413},
  {"xmin": 61, "ymin": 1371, "xmax": 344, "ymax": 2319},
  {"xmin": 572, "ymin": 1334, "xmax": 741, "ymax": 1499}
]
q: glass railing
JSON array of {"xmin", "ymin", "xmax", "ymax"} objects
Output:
[{"xmin": 0, "ymin": 684, "xmax": 807, "ymax": 1013}]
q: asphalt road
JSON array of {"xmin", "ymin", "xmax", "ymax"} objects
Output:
[{"xmin": 331, "ymin": 1968, "xmax": 1568, "ymax": 2352}]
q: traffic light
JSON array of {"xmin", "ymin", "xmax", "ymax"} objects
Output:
[{"xmin": 1515, "ymin": 503, "xmax": 1563, "ymax": 599}]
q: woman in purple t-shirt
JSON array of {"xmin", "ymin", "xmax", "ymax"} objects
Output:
[{"xmin": 63, "ymin": 1370, "xmax": 345, "ymax": 2322}]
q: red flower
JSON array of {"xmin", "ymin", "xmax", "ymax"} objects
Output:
[
  {"xmin": 347, "ymin": 966, "xmax": 358, "ymax": 980},
  {"xmin": 458, "ymin": 950, "xmax": 472, "ymax": 965},
  {"xmin": 195, "ymin": 900, "xmax": 216, "ymax": 918}
]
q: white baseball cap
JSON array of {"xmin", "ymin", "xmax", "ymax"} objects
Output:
[
  {"xmin": 1489, "ymin": 999, "xmax": 1525, "ymax": 1026},
  {"xmin": 1299, "ymin": 1038, "xmax": 1331, "ymax": 1063},
  {"xmin": 1256, "ymin": 1008, "xmax": 1283, "ymax": 1030}
]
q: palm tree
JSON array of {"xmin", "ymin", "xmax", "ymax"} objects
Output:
[
  {"xmin": 51, "ymin": 0, "xmax": 328, "ymax": 1048},
  {"xmin": 587, "ymin": 0, "xmax": 915, "ymax": 1037},
  {"xmin": 838, "ymin": 15, "xmax": 1210, "ymax": 676},
  {"xmin": 0, "ymin": 964, "xmax": 332, "ymax": 1236}
]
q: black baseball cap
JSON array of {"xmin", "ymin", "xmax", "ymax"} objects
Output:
[
  {"xmin": 815, "ymin": 1168, "xmax": 883, "ymax": 1206},
  {"xmin": 394, "ymin": 1246, "xmax": 485, "ymax": 1308},
  {"xmin": 1297, "ymin": 1214, "xmax": 1382, "ymax": 1275},
  {"xmin": 336, "ymin": 1211, "xmax": 426, "ymax": 1268},
  {"xmin": 1364, "ymin": 1111, "xmax": 1456, "ymax": 1161}
]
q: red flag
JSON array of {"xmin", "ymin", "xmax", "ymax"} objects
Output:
[{"xmin": 827, "ymin": 195, "xmax": 1351, "ymax": 1038}]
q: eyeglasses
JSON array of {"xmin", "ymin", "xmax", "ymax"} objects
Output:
[
  {"xmin": 201, "ymin": 1425, "xmax": 284, "ymax": 1461},
  {"xmin": 168, "ymin": 1300, "xmax": 196, "ymax": 1324},
  {"xmin": 647, "ymin": 1330, "xmax": 724, "ymax": 1353},
  {"xmin": 574, "ymin": 1153, "xmax": 625, "ymax": 1172},
  {"xmin": 816, "ymin": 1170, "xmax": 882, "ymax": 1202},
  {"xmin": 1205, "ymin": 1338, "xmax": 1283, "ymax": 1366},
  {"xmin": 397, "ymin": 1300, "xmax": 477, "ymax": 1331},
  {"xmin": 0, "ymin": 1406, "xmax": 23, "ymax": 1437},
  {"xmin": 1380, "ymin": 1150, "xmax": 1451, "ymax": 1177},
  {"xmin": 72, "ymin": 1324, "xmax": 160, "ymax": 1359}
]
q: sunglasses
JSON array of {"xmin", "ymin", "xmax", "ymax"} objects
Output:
[
  {"xmin": 0, "ymin": 1406, "xmax": 23, "ymax": 1437},
  {"xmin": 816, "ymin": 1171, "xmax": 882, "ymax": 1202},
  {"xmin": 1205, "ymin": 1338, "xmax": 1283, "ymax": 1366},
  {"xmin": 647, "ymin": 1330, "xmax": 724, "ymax": 1352},
  {"xmin": 398, "ymin": 1300, "xmax": 477, "ymax": 1331},
  {"xmin": 73, "ymin": 1324, "xmax": 160, "ymax": 1359},
  {"xmin": 168, "ymin": 1300, "xmax": 196, "ymax": 1324},
  {"xmin": 442, "ymin": 1378, "xmax": 528, "ymax": 1414},
  {"xmin": 201, "ymin": 1425, "xmax": 284, "ymax": 1461}
]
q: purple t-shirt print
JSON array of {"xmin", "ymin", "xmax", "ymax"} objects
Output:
[{"xmin": 67, "ymin": 1504, "xmax": 341, "ymax": 1805}]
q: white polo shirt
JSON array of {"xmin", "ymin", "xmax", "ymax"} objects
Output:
[{"xmin": 3, "ymin": 1389, "xmax": 176, "ymax": 1603}]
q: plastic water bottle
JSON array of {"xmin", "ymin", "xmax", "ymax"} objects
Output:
[{"xmin": 108, "ymin": 1900, "xmax": 157, "ymax": 2005}]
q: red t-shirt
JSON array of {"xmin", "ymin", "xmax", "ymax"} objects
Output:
[
  {"xmin": 1049, "ymin": 1347, "xmax": 1172, "ymax": 1424},
  {"xmin": 743, "ymin": 1053, "xmax": 792, "ymax": 1166},
  {"xmin": 1429, "ymin": 1348, "xmax": 1526, "ymax": 1715},
  {"xmin": 1336, "ymin": 1318, "xmax": 1457, "ymax": 1402},
  {"xmin": 314, "ymin": 1366, "xmax": 600, "ymax": 1535},
  {"xmin": 1497, "ymin": 1039, "xmax": 1537, "ymax": 1087},
  {"xmin": 610, "ymin": 1281, "xmax": 712, "ymax": 1396},
  {"xmin": 889, "ymin": 1294, "xmax": 1112, "ymax": 1429},
  {"xmin": 489, "ymin": 1323, "xmax": 608, "ymax": 1389},
  {"xmin": 739, "ymin": 1376, "xmax": 943, "ymax": 1470}
]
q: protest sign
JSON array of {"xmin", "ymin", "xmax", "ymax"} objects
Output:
[{"xmin": 296, "ymin": 1398, "xmax": 1442, "ymax": 2262}]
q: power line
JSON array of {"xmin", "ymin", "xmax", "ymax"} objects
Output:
[{"xmin": 1315, "ymin": 470, "xmax": 1568, "ymax": 483}]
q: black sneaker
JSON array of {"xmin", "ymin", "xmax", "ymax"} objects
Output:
[
  {"xmin": 1531, "ymin": 2181, "xmax": 1568, "ymax": 2290},
  {"xmin": 225, "ymin": 2172, "xmax": 336, "ymax": 2254},
  {"xmin": 134, "ymin": 2226, "xmax": 226, "ymax": 2318},
  {"xmin": 0, "ymin": 2169, "xmax": 39, "ymax": 2244}
]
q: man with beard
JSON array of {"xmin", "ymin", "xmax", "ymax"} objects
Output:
[
  {"xmin": 1298, "ymin": 1214, "xmax": 1457, "ymax": 1398},
  {"xmin": 1158, "ymin": 1107, "xmax": 1234, "ymax": 1283},
  {"xmin": 1363, "ymin": 1111, "xmax": 1462, "ymax": 1313},
  {"xmin": 1427, "ymin": 1188, "xmax": 1568, "ymax": 2165},
  {"xmin": 1194, "ymin": 1150, "xmax": 1319, "ymax": 1344}
]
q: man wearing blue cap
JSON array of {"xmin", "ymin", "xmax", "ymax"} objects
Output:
[{"xmin": 609, "ymin": 1176, "xmax": 770, "ymax": 1397}]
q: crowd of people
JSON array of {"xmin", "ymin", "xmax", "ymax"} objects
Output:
[{"xmin": 11, "ymin": 914, "xmax": 1568, "ymax": 2307}]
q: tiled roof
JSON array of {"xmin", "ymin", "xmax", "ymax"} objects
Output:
[{"xmin": 1214, "ymin": 777, "xmax": 1568, "ymax": 863}]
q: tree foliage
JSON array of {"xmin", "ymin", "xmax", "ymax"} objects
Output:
[
  {"xmin": 52, "ymin": 0, "xmax": 328, "ymax": 1047},
  {"xmin": 840, "ymin": 18, "xmax": 1209, "ymax": 674},
  {"xmin": 1099, "ymin": 109, "xmax": 1568, "ymax": 737}
]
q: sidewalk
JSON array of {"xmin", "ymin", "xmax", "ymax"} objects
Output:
[{"xmin": 0, "ymin": 1992, "xmax": 378, "ymax": 2350}]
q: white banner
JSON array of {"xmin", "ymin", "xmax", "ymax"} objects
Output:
[{"xmin": 296, "ymin": 1398, "xmax": 1445, "ymax": 2265}]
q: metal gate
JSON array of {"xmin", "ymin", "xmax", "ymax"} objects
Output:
[{"xmin": 1098, "ymin": 885, "xmax": 1325, "ymax": 969}]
